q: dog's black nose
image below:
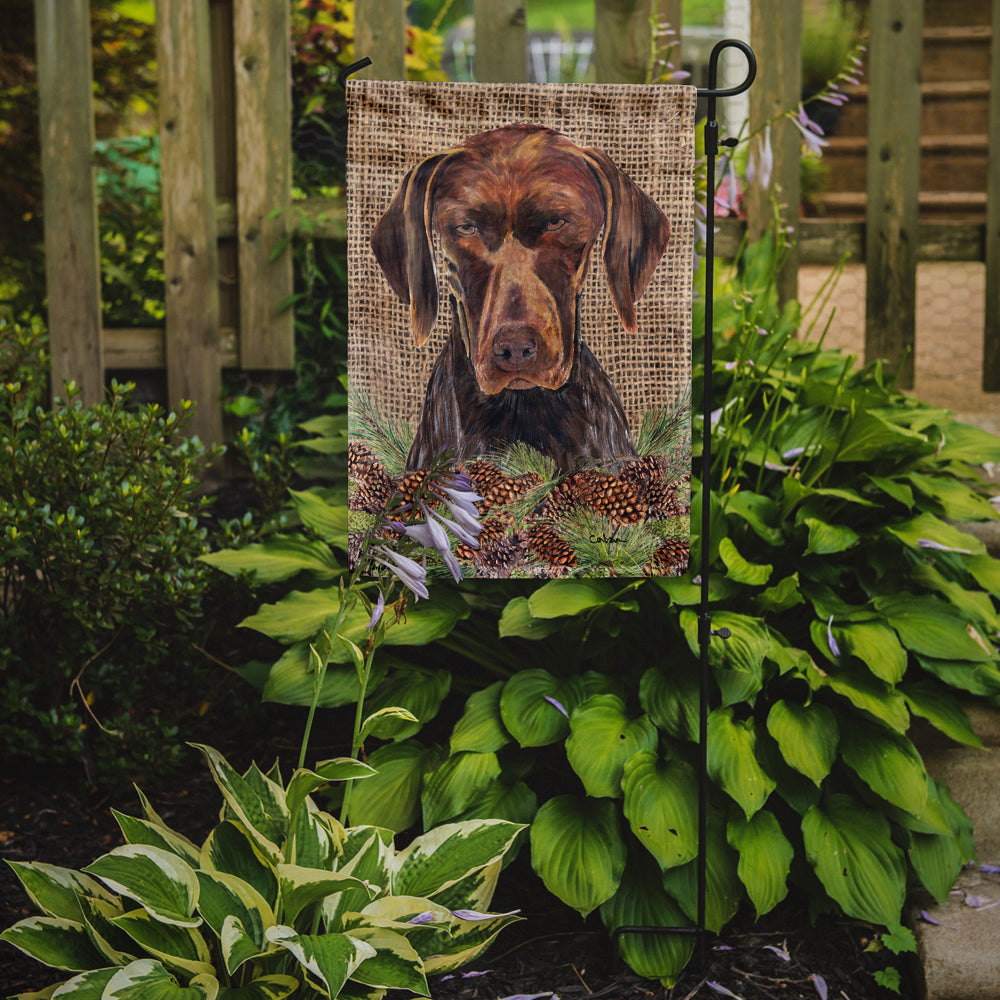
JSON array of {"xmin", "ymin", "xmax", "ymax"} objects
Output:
[{"xmin": 493, "ymin": 327, "xmax": 538, "ymax": 371}]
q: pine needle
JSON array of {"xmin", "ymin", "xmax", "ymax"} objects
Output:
[
  {"xmin": 636, "ymin": 386, "xmax": 693, "ymax": 459},
  {"xmin": 554, "ymin": 507, "xmax": 663, "ymax": 576},
  {"xmin": 348, "ymin": 383, "xmax": 414, "ymax": 475}
]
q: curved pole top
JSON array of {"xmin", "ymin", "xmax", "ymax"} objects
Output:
[{"xmin": 696, "ymin": 39, "xmax": 756, "ymax": 99}]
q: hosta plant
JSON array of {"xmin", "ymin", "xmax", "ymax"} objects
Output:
[{"xmin": 1, "ymin": 744, "xmax": 523, "ymax": 999}]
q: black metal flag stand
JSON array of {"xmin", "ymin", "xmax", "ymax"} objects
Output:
[{"xmin": 612, "ymin": 38, "xmax": 756, "ymax": 972}]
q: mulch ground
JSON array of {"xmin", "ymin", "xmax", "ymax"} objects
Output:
[{"xmin": 1, "ymin": 750, "xmax": 913, "ymax": 1000}]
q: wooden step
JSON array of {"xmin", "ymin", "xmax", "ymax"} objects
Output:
[
  {"xmin": 922, "ymin": 25, "xmax": 993, "ymax": 83},
  {"xmin": 832, "ymin": 80, "xmax": 991, "ymax": 138},
  {"xmin": 822, "ymin": 134, "xmax": 989, "ymax": 193},
  {"xmin": 814, "ymin": 190, "xmax": 987, "ymax": 222}
]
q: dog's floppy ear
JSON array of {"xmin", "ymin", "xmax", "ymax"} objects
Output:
[
  {"xmin": 583, "ymin": 147, "xmax": 671, "ymax": 334},
  {"xmin": 371, "ymin": 152, "xmax": 454, "ymax": 347}
]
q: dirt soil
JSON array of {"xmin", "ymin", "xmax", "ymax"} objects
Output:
[{"xmin": 1, "ymin": 749, "xmax": 912, "ymax": 1000}]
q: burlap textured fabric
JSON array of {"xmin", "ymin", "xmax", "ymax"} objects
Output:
[{"xmin": 347, "ymin": 80, "xmax": 696, "ymax": 433}]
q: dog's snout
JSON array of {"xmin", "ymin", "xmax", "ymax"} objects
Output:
[{"xmin": 492, "ymin": 326, "xmax": 538, "ymax": 372}]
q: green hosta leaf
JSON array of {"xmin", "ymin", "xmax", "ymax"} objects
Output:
[
  {"xmin": 916, "ymin": 655, "xmax": 1000, "ymax": 697},
  {"xmin": 5, "ymin": 862, "xmax": 118, "ymax": 923},
  {"xmin": 866, "ymin": 474, "xmax": 914, "ymax": 509},
  {"xmin": 809, "ymin": 661, "xmax": 910, "ymax": 732},
  {"xmin": 835, "ymin": 410, "xmax": 927, "ymax": 463},
  {"xmin": 600, "ymin": 853, "xmax": 694, "ymax": 987},
  {"xmin": 661, "ymin": 811, "xmax": 741, "ymax": 933},
  {"xmin": 288, "ymin": 488, "xmax": 348, "ymax": 546},
  {"xmin": 724, "ymin": 490, "xmax": 784, "ymax": 545},
  {"xmin": 886, "ymin": 512, "xmax": 985, "ymax": 556},
  {"xmin": 346, "ymin": 926, "xmax": 428, "ymax": 994},
  {"xmin": 910, "ymin": 562, "xmax": 1000, "ymax": 633},
  {"xmin": 680, "ymin": 610, "xmax": 770, "ymax": 706},
  {"xmin": 499, "ymin": 670, "xmax": 584, "ymax": 747},
  {"xmin": 191, "ymin": 746, "xmax": 287, "ymax": 862},
  {"xmin": 277, "ymin": 865, "xmax": 374, "ymax": 925},
  {"xmin": 718, "ymin": 537, "xmax": 772, "ymax": 585},
  {"xmin": 111, "ymin": 908, "xmax": 214, "ymax": 977},
  {"xmin": 530, "ymin": 795, "xmax": 626, "ymax": 917},
  {"xmin": 967, "ymin": 553, "xmax": 1000, "ymax": 597},
  {"xmin": 200, "ymin": 822, "xmax": 278, "ymax": 910},
  {"xmin": 498, "ymin": 597, "xmax": 564, "ymax": 639},
  {"xmin": 362, "ymin": 667, "xmax": 451, "ymax": 740},
  {"xmin": 935, "ymin": 421, "xmax": 1000, "ymax": 464},
  {"xmin": 765, "ymin": 701, "xmax": 837, "ymax": 786},
  {"xmin": 839, "ymin": 718, "xmax": 929, "ymax": 816},
  {"xmin": 707, "ymin": 708, "xmax": 776, "ymax": 818},
  {"xmin": 803, "ymin": 517, "xmax": 859, "ymax": 556},
  {"xmin": 0, "ymin": 916, "xmax": 106, "ymax": 971},
  {"xmin": 260, "ymin": 643, "xmax": 387, "ymax": 709},
  {"xmin": 874, "ymin": 594, "xmax": 995, "ymax": 662},
  {"xmin": 901, "ymin": 680, "xmax": 982, "ymax": 748},
  {"xmin": 421, "ymin": 752, "xmax": 502, "ymax": 828},
  {"xmin": 200, "ymin": 535, "xmax": 340, "ymax": 584},
  {"xmin": 907, "ymin": 473, "xmax": 998, "ymax": 521},
  {"xmin": 565, "ymin": 695, "xmax": 657, "ymax": 798},
  {"xmin": 527, "ymin": 579, "xmax": 617, "ymax": 618},
  {"xmin": 216, "ymin": 976, "xmax": 299, "ymax": 1000},
  {"xmin": 453, "ymin": 779, "xmax": 538, "ymax": 827},
  {"xmin": 621, "ymin": 751, "xmax": 698, "ymax": 871},
  {"xmin": 347, "ymin": 740, "xmax": 441, "ymax": 832},
  {"xmin": 727, "ymin": 811, "xmax": 793, "ymax": 918},
  {"xmin": 265, "ymin": 926, "xmax": 375, "ymax": 997},
  {"xmin": 393, "ymin": 820, "xmax": 524, "ymax": 900},
  {"xmin": 450, "ymin": 682, "xmax": 511, "ymax": 754},
  {"xmin": 755, "ymin": 573, "xmax": 805, "ymax": 614},
  {"xmin": 195, "ymin": 871, "xmax": 273, "ymax": 974},
  {"xmin": 83, "ymin": 846, "xmax": 200, "ymax": 928},
  {"xmin": 360, "ymin": 706, "xmax": 421, "ymax": 742},
  {"xmin": 103, "ymin": 959, "xmax": 218, "ymax": 999},
  {"xmin": 639, "ymin": 664, "xmax": 699, "ymax": 742},
  {"xmin": 802, "ymin": 793, "xmax": 906, "ymax": 926},
  {"xmin": 112, "ymin": 812, "xmax": 201, "ymax": 868},
  {"xmin": 835, "ymin": 621, "xmax": 907, "ymax": 683},
  {"xmin": 909, "ymin": 819, "xmax": 966, "ymax": 906}
]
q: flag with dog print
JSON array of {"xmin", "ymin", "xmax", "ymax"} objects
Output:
[{"xmin": 347, "ymin": 80, "xmax": 695, "ymax": 579}]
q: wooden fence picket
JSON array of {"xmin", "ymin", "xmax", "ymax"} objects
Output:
[{"xmin": 984, "ymin": 0, "xmax": 1000, "ymax": 389}]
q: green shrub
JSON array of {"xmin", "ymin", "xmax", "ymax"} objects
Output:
[
  {"xmin": 0, "ymin": 317, "xmax": 220, "ymax": 783},
  {"xmin": 1, "ymin": 743, "xmax": 524, "ymax": 998}
]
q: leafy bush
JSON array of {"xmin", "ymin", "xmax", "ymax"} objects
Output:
[
  {"xmin": 1, "ymin": 743, "xmax": 523, "ymax": 998},
  {"xmin": 0, "ymin": 317, "xmax": 219, "ymax": 782},
  {"xmin": 211, "ymin": 234, "xmax": 1000, "ymax": 985}
]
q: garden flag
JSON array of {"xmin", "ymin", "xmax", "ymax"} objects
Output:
[{"xmin": 347, "ymin": 81, "xmax": 696, "ymax": 579}]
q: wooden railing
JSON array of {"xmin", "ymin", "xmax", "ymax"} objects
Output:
[{"xmin": 32, "ymin": 0, "xmax": 1000, "ymax": 445}]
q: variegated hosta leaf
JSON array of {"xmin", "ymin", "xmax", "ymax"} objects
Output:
[
  {"xmin": 323, "ymin": 829, "xmax": 393, "ymax": 931},
  {"xmin": 288, "ymin": 802, "xmax": 343, "ymax": 871},
  {"xmin": 450, "ymin": 681, "xmax": 511, "ymax": 754},
  {"xmin": 195, "ymin": 871, "xmax": 274, "ymax": 974},
  {"xmin": 110, "ymin": 908, "xmax": 214, "ymax": 978},
  {"xmin": 276, "ymin": 864, "xmax": 375, "ymax": 925},
  {"xmin": 765, "ymin": 700, "xmax": 838, "ymax": 786},
  {"xmin": 190, "ymin": 745, "xmax": 287, "ymax": 863},
  {"xmin": 77, "ymin": 894, "xmax": 136, "ymax": 966},
  {"xmin": 421, "ymin": 907, "xmax": 522, "ymax": 975},
  {"xmin": 529, "ymin": 795, "xmax": 626, "ymax": 917},
  {"xmin": 391, "ymin": 820, "xmax": 524, "ymax": 901},
  {"xmin": 599, "ymin": 854, "xmax": 694, "ymax": 987},
  {"xmin": 727, "ymin": 810, "xmax": 793, "ymax": 917},
  {"xmin": 4, "ymin": 861, "xmax": 118, "ymax": 922},
  {"xmin": 345, "ymin": 926, "xmax": 429, "ymax": 995},
  {"xmin": 46, "ymin": 966, "xmax": 118, "ymax": 997},
  {"xmin": 83, "ymin": 846, "xmax": 200, "ymax": 928},
  {"xmin": 424, "ymin": 860, "xmax": 501, "ymax": 916},
  {"xmin": 112, "ymin": 810, "xmax": 201, "ymax": 868},
  {"xmin": 621, "ymin": 751, "xmax": 699, "ymax": 871},
  {"xmin": 214, "ymin": 975, "xmax": 299, "ymax": 1000},
  {"xmin": 285, "ymin": 760, "xmax": 376, "ymax": 823},
  {"xmin": 565, "ymin": 695, "xmax": 658, "ymax": 799},
  {"xmin": 265, "ymin": 926, "xmax": 375, "ymax": 998},
  {"xmin": 200, "ymin": 822, "xmax": 278, "ymax": 910},
  {"xmin": 802, "ymin": 793, "xmax": 906, "ymax": 926},
  {"xmin": 102, "ymin": 958, "xmax": 218, "ymax": 999},
  {"xmin": 421, "ymin": 752, "xmax": 502, "ymax": 829},
  {"xmin": 0, "ymin": 916, "xmax": 107, "ymax": 971},
  {"xmin": 706, "ymin": 707, "xmax": 776, "ymax": 818}
]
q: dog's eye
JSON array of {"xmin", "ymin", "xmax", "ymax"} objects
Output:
[
  {"xmin": 454, "ymin": 222, "xmax": 478, "ymax": 237},
  {"xmin": 544, "ymin": 217, "xmax": 566, "ymax": 232}
]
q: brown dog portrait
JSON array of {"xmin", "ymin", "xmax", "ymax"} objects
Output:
[{"xmin": 371, "ymin": 123, "xmax": 671, "ymax": 472}]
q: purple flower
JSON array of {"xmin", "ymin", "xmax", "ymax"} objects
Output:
[
  {"xmin": 791, "ymin": 104, "xmax": 829, "ymax": 156},
  {"xmin": 917, "ymin": 538, "xmax": 972, "ymax": 554},
  {"xmin": 367, "ymin": 589, "xmax": 385, "ymax": 631},
  {"xmin": 812, "ymin": 974, "xmax": 828, "ymax": 1000},
  {"xmin": 407, "ymin": 911, "xmax": 438, "ymax": 925},
  {"xmin": 544, "ymin": 695, "xmax": 569, "ymax": 718},
  {"xmin": 747, "ymin": 125, "xmax": 774, "ymax": 191},
  {"xmin": 763, "ymin": 944, "xmax": 790, "ymax": 961},
  {"xmin": 426, "ymin": 501, "xmax": 480, "ymax": 548},
  {"xmin": 827, "ymin": 616, "xmax": 841, "ymax": 658},
  {"xmin": 373, "ymin": 546, "xmax": 429, "ymax": 600},
  {"xmin": 706, "ymin": 983, "xmax": 742, "ymax": 999},
  {"xmin": 451, "ymin": 908, "xmax": 520, "ymax": 921}
]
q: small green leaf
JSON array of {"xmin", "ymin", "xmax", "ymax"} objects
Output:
[
  {"xmin": 530, "ymin": 795, "xmax": 626, "ymax": 917},
  {"xmin": 727, "ymin": 811, "xmax": 793, "ymax": 917},
  {"xmin": 718, "ymin": 537, "xmax": 772, "ymax": 585},
  {"xmin": 498, "ymin": 597, "xmax": 564, "ymax": 640},
  {"xmin": 803, "ymin": 517, "xmax": 859, "ymax": 555}
]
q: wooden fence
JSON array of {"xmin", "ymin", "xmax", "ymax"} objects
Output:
[{"xmin": 33, "ymin": 0, "xmax": 1000, "ymax": 445}]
